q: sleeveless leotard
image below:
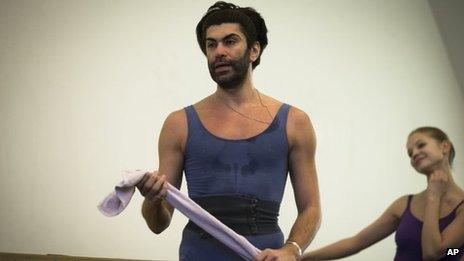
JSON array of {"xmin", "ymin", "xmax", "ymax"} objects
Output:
[
  {"xmin": 394, "ymin": 195, "xmax": 464, "ymax": 260},
  {"xmin": 179, "ymin": 103, "xmax": 291, "ymax": 260}
]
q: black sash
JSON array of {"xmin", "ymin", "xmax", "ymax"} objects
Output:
[{"xmin": 186, "ymin": 195, "xmax": 280, "ymax": 237}]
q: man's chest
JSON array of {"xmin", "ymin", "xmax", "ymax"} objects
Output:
[{"xmin": 197, "ymin": 110, "xmax": 274, "ymax": 140}]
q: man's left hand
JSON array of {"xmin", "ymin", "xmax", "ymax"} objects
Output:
[{"xmin": 255, "ymin": 245, "xmax": 299, "ymax": 261}]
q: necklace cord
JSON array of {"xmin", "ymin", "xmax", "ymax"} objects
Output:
[{"xmin": 216, "ymin": 89, "xmax": 273, "ymax": 125}]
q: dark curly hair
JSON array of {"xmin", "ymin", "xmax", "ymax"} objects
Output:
[{"xmin": 196, "ymin": 1, "xmax": 268, "ymax": 69}]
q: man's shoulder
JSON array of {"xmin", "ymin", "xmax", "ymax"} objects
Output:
[
  {"xmin": 166, "ymin": 108, "xmax": 187, "ymax": 121},
  {"xmin": 258, "ymin": 93, "xmax": 312, "ymax": 126},
  {"xmin": 190, "ymin": 96, "xmax": 214, "ymax": 110},
  {"xmin": 283, "ymin": 103, "xmax": 316, "ymax": 149},
  {"xmin": 165, "ymin": 95, "xmax": 213, "ymax": 122},
  {"xmin": 286, "ymin": 105, "xmax": 311, "ymax": 127},
  {"xmin": 160, "ymin": 108, "xmax": 188, "ymax": 148},
  {"xmin": 163, "ymin": 108, "xmax": 188, "ymax": 132}
]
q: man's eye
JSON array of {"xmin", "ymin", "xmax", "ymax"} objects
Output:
[
  {"xmin": 418, "ymin": 143, "xmax": 425, "ymax": 148},
  {"xmin": 206, "ymin": 42, "xmax": 216, "ymax": 48},
  {"xmin": 225, "ymin": 39, "xmax": 236, "ymax": 45}
]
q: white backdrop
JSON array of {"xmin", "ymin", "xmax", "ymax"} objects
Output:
[{"xmin": 1, "ymin": 1, "xmax": 463, "ymax": 260}]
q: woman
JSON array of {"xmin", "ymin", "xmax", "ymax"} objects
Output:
[{"xmin": 302, "ymin": 127, "xmax": 464, "ymax": 261}]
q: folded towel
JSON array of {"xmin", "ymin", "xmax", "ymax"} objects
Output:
[{"xmin": 98, "ymin": 170, "xmax": 260, "ymax": 260}]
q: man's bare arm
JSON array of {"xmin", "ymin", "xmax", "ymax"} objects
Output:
[
  {"xmin": 138, "ymin": 109, "xmax": 186, "ymax": 234},
  {"xmin": 286, "ymin": 107, "xmax": 321, "ymax": 252},
  {"xmin": 255, "ymin": 107, "xmax": 321, "ymax": 261}
]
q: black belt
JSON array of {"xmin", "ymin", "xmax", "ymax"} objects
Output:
[{"xmin": 186, "ymin": 195, "xmax": 280, "ymax": 237}]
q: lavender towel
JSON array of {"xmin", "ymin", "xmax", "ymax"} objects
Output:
[{"xmin": 98, "ymin": 170, "xmax": 260, "ymax": 260}]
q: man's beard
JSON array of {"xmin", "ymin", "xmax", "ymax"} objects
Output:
[{"xmin": 208, "ymin": 49, "xmax": 251, "ymax": 90}]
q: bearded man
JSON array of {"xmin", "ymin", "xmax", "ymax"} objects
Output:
[{"xmin": 137, "ymin": 2, "xmax": 321, "ymax": 260}]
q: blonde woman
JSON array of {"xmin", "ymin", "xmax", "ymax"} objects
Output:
[{"xmin": 303, "ymin": 127, "xmax": 464, "ymax": 261}]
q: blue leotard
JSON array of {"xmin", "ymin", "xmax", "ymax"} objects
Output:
[{"xmin": 179, "ymin": 103, "xmax": 291, "ymax": 260}]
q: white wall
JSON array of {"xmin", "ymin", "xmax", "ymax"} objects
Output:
[
  {"xmin": 1, "ymin": 0, "xmax": 463, "ymax": 260},
  {"xmin": 429, "ymin": 0, "xmax": 464, "ymax": 95}
]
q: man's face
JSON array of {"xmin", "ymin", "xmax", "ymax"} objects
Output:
[{"xmin": 205, "ymin": 23, "xmax": 251, "ymax": 89}]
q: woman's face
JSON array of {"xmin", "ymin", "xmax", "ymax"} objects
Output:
[{"xmin": 406, "ymin": 132, "xmax": 448, "ymax": 174}]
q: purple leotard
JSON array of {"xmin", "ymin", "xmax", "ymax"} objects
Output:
[{"xmin": 394, "ymin": 195, "xmax": 464, "ymax": 260}]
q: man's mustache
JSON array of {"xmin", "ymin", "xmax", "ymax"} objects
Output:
[{"xmin": 210, "ymin": 59, "xmax": 237, "ymax": 69}]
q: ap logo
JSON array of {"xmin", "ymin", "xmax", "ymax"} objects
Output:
[{"xmin": 446, "ymin": 248, "xmax": 460, "ymax": 256}]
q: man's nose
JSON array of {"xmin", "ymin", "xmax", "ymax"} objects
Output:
[{"xmin": 215, "ymin": 42, "xmax": 227, "ymax": 58}]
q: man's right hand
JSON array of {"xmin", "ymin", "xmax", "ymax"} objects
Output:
[{"xmin": 136, "ymin": 171, "xmax": 168, "ymax": 203}]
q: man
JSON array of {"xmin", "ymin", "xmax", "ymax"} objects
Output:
[{"xmin": 137, "ymin": 2, "xmax": 321, "ymax": 260}]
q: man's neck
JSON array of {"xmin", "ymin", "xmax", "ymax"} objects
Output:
[{"xmin": 215, "ymin": 70, "xmax": 257, "ymax": 106}]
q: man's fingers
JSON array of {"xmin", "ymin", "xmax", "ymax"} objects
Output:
[
  {"xmin": 140, "ymin": 174, "xmax": 157, "ymax": 196},
  {"xmin": 255, "ymin": 249, "xmax": 271, "ymax": 261},
  {"xmin": 143, "ymin": 175, "xmax": 168, "ymax": 201},
  {"xmin": 136, "ymin": 173, "xmax": 149, "ymax": 189},
  {"xmin": 134, "ymin": 171, "xmax": 169, "ymax": 201},
  {"xmin": 263, "ymin": 253, "xmax": 276, "ymax": 261},
  {"xmin": 255, "ymin": 253, "xmax": 265, "ymax": 261},
  {"xmin": 151, "ymin": 175, "xmax": 168, "ymax": 201},
  {"xmin": 159, "ymin": 182, "xmax": 168, "ymax": 198},
  {"xmin": 156, "ymin": 182, "xmax": 168, "ymax": 201},
  {"xmin": 145, "ymin": 187, "xmax": 157, "ymax": 201},
  {"xmin": 153, "ymin": 175, "xmax": 166, "ymax": 191}
]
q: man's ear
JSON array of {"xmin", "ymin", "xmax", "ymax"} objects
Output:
[{"xmin": 249, "ymin": 41, "xmax": 261, "ymax": 62}]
